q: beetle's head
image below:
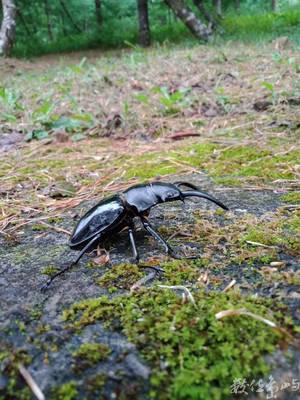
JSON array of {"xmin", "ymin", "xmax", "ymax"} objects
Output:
[
  {"xmin": 123, "ymin": 181, "xmax": 228, "ymax": 215},
  {"xmin": 150, "ymin": 182, "xmax": 183, "ymax": 203}
]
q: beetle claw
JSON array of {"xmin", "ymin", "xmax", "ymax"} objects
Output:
[
  {"xmin": 139, "ymin": 265, "xmax": 165, "ymax": 276},
  {"xmin": 169, "ymin": 252, "xmax": 198, "ymax": 260},
  {"xmin": 40, "ymin": 280, "xmax": 51, "ymax": 292}
]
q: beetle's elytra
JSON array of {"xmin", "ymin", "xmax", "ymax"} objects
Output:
[{"xmin": 41, "ymin": 181, "xmax": 228, "ymax": 291}]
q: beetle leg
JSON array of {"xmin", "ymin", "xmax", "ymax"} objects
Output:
[
  {"xmin": 141, "ymin": 217, "xmax": 198, "ymax": 260},
  {"xmin": 41, "ymin": 232, "xmax": 102, "ymax": 291},
  {"xmin": 139, "ymin": 265, "xmax": 165, "ymax": 276},
  {"xmin": 128, "ymin": 228, "xmax": 140, "ymax": 263},
  {"xmin": 173, "ymin": 181, "xmax": 200, "ymax": 191},
  {"xmin": 140, "ymin": 217, "xmax": 177, "ymax": 257}
]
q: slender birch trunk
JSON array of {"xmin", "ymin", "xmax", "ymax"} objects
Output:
[
  {"xmin": 0, "ymin": 0, "xmax": 17, "ymax": 57},
  {"xmin": 165, "ymin": 0, "xmax": 212, "ymax": 40},
  {"xmin": 193, "ymin": 0, "xmax": 216, "ymax": 29}
]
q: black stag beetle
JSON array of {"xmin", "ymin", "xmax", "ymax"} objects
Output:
[{"xmin": 41, "ymin": 181, "xmax": 228, "ymax": 290}]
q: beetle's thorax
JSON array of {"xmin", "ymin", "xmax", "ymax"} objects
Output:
[
  {"xmin": 122, "ymin": 184, "xmax": 158, "ymax": 214},
  {"xmin": 123, "ymin": 182, "xmax": 182, "ymax": 214}
]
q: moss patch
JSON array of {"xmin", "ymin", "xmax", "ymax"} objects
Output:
[
  {"xmin": 72, "ymin": 342, "xmax": 111, "ymax": 369},
  {"xmin": 281, "ymin": 191, "xmax": 300, "ymax": 203},
  {"xmin": 52, "ymin": 381, "xmax": 78, "ymax": 400},
  {"xmin": 85, "ymin": 373, "xmax": 107, "ymax": 394},
  {"xmin": 62, "ymin": 289, "xmax": 289, "ymax": 400},
  {"xmin": 124, "ymin": 153, "xmax": 179, "ymax": 180},
  {"xmin": 41, "ymin": 265, "xmax": 60, "ymax": 276},
  {"xmin": 96, "ymin": 263, "xmax": 143, "ymax": 290},
  {"xmin": 0, "ymin": 348, "xmax": 32, "ymax": 400},
  {"xmin": 207, "ymin": 146, "xmax": 300, "ymax": 184}
]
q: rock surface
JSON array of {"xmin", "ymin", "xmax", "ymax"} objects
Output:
[{"xmin": 0, "ymin": 174, "xmax": 299, "ymax": 399}]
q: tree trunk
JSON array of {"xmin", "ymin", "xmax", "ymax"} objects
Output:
[
  {"xmin": 235, "ymin": 0, "xmax": 240, "ymax": 11},
  {"xmin": 271, "ymin": 0, "xmax": 277, "ymax": 12},
  {"xmin": 59, "ymin": 0, "xmax": 82, "ymax": 33},
  {"xmin": 165, "ymin": 0, "xmax": 211, "ymax": 40},
  {"xmin": 0, "ymin": 0, "xmax": 17, "ymax": 57},
  {"xmin": 44, "ymin": 0, "xmax": 53, "ymax": 40},
  {"xmin": 193, "ymin": 0, "xmax": 216, "ymax": 29},
  {"xmin": 95, "ymin": 0, "xmax": 102, "ymax": 26},
  {"xmin": 137, "ymin": 0, "xmax": 151, "ymax": 46},
  {"xmin": 213, "ymin": 0, "xmax": 222, "ymax": 17}
]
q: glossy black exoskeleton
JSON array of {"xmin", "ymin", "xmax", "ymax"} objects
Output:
[{"xmin": 41, "ymin": 181, "xmax": 228, "ymax": 290}]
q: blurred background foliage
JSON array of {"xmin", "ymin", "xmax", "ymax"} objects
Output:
[{"xmin": 1, "ymin": 0, "xmax": 300, "ymax": 57}]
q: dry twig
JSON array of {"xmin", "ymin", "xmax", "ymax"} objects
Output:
[
  {"xmin": 245, "ymin": 240, "xmax": 278, "ymax": 249},
  {"xmin": 18, "ymin": 364, "xmax": 45, "ymax": 400},
  {"xmin": 130, "ymin": 271, "xmax": 158, "ymax": 292},
  {"xmin": 222, "ymin": 279, "xmax": 237, "ymax": 292},
  {"xmin": 158, "ymin": 285, "xmax": 196, "ymax": 307},
  {"xmin": 215, "ymin": 308, "xmax": 276, "ymax": 328}
]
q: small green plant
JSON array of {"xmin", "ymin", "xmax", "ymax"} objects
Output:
[
  {"xmin": 0, "ymin": 86, "xmax": 23, "ymax": 122},
  {"xmin": 152, "ymin": 85, "xmax": 191, "ymax": 115},
  {"xmin": 31, "ymin": 100, "xmax": 54, "ymax": 124},
  {"xmin": 0, "ymin": 87, "xmax": 23, "ymax": 110},
  {"xmin": 261, "ymin": 81, "xmax": 277, "ymax": 104},
  {"xmin": 25, "ymin": 113, "xmax": 94, "ymax": 142},
  {"xmin": 272, "ymin": 52, "xmax": 283, "ymax": 63}
]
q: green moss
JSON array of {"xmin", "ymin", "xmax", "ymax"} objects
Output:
[
  {"xmin": 242, "ymin": 227, "xmax": 284, "ymax": 246},
  {"xmin": 96, "ymin": 263, "xmax": 143, "ymax": 290},
  {"xmin": 52, "ymin": 381, "xmax": 78, "ymax": 400},
  {"xmin": 175, "ymin": 143, "xmax": 219, "ymax": 168},
  {"xmin": 72, "ymin": 342, "xmax": 111, "ymax": 368},
  {"xmin": 35, "ymin": 324, "xmax": 51, "ymax": 334},
  {"xmin": 86, "ymin": 260, "xmax": 101, "ymax": 268},
  {"xmin": 62, "ymin": 288, "xmax": 288, "ymax": 400},
  {"xmin": 125, "ymin": 153, "xmax": 178, "ymax": 179},
  {"xmin": 0, "ymin": 351, "xmax": 10, "ymax": 362},
  {"xmin": 41, "ymin": 265, "xmax": 59, "ymax": 276},
  {"xmin": 31, "ymin": 224, "xmax": 48, "ymax": 231},
  {"xmin": 0, "ymin": 348, "xmax": 32, "ymax": 400},
  {"xmin": 161, "ymin": 259, "xmax": 200, "ymax": 286},
  {"xmin": 62, "ymin": 296, "xmax": 116, "ymax": 330},
  {"xmin": 214, "ymin": 148, "xmax": 300, "ymax": 182},
  {"xmin": 236, "ymin": 210, "xmax": 299, "ymax": 255},
  {"xmin": 123, "ymin": 143, "xmax": 218, "ymax": 182},
  {"xmin": 47, "ymin": 216, "xmax": 64, "ymax": 223},
  {"xmin": 259, "ymin": 254, "xmax": 274, "ymax": 264},
  {"xmin": 85, "ymin": 373, "xmax": 107, "ymax": 393},
  {"xmin": 287, "ymin": 212, "xmax": 300, "ymax": 234},
  {"xmin": 29, "ymin": 309, "xmax": 43, "ymax": 320},
  {"xmin": 122, "ymin": 143, "xmax": 299, "ymax": 187},
  {"xmin": 281, "ymin": 191, "xmax": 300, "ymax": 203}
]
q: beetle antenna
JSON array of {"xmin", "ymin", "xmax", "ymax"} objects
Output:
[{"xmin": 181, "ymin": 190, "xmax": 229, "ymax": 210}]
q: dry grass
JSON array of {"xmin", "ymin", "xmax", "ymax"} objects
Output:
[{"xmin": 0, "ymin": 42, "xmax": 299, "ymax": 236}]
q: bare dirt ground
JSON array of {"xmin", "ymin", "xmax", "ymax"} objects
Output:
[{"xmin": 0, "ymin": 42, "xmax": 299, "ymax": 399}]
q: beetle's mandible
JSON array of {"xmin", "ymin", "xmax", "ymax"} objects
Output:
[{"xmin": 41, "ymin": 181, "xmax": 228, "ymax": 290}]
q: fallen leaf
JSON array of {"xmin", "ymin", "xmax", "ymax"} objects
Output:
[{"xmin": 166, "ymin": 131, "xmax": 201, "ymax": 141}]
